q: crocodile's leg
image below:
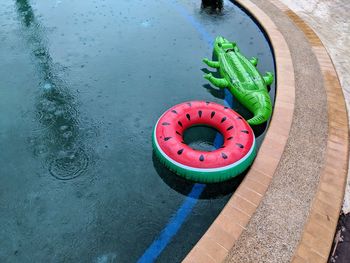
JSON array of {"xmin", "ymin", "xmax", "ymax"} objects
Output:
[
  {"xmin": 204, "ymin": 73, "xmax": 228, "ymax": 89},
  {"xmin": 203, "ymin": 58, "xmax": 220, "ymax": 69},
  {"xmin": 263, "ymin": 71, "xmax": 274, "ymax": 86},
  {"xmin": 250, "ymin": 57, "xmax": 258, "ymax": 67}
]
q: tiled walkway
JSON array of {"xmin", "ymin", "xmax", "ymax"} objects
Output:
[{"xmin": 279, "ymin": 0, "xmax": 350, "ymax": 214}]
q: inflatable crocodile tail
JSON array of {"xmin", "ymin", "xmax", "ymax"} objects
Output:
[{"xmin": 247, "ymin": 111, "xmax": 269, "ymax": 126}]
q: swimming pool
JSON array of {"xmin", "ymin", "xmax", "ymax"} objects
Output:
[{"xmin": 0, "ymin": 0, "xmax": 275, "ymax": 262}]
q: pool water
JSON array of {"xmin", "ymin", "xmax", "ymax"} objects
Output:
[
  {"xmin": 0, "ymin": 0, "xmax": 275, "ymax": 262},
  {"xmin": 184, "ymin": 125, "xmax": 223, "ymax": 151}
]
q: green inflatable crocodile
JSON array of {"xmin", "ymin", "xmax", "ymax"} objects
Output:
[{"xmin": 203, "ymin": 36, "xmax": 274, "ymax": 126}]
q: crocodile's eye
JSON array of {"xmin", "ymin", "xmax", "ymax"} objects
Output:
[{"xmin": 218, "ymin": 43, "xmax": 222, "ymax": 47}]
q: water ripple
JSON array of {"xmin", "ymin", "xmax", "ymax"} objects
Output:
[{"xmin": 48, "ymin": 148, "xmax": 89, "ymax": 180}]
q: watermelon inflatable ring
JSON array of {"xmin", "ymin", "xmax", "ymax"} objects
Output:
[{"xmin": 152, "ymin": 101, "xmax": 256, "ymax": 183}]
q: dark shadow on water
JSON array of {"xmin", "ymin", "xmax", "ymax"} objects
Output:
[
  {"xmin": 201, "ymin": 68, "xmax": 212, "ymax": 74},
  {"xmin": 203, "ymin": 84, "xmax": 225, "ymax": 100},
  {"xmin": 201, "ymin": 64, "xmax": 225, "ymax": 99},
  {"xmin": 201, "ymin": 0, "xmax": 223, "ymax": 14},
  {"xmin": 152, "ymin": 152, "xmax": 244, "ymax": 199},
  {"xmin": 251, "ymin": 122, "xmax": 267, "ymax": 138}
]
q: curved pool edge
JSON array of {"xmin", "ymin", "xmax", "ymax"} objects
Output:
[
  {"xmin": 183, "ymin": 0, "xmax": 296, "ymax": 261},
  {"xmin": 270, "ymin": 1, "xmax": 349, "ymax": 262}
]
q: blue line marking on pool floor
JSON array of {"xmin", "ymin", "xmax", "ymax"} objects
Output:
[
  {"xmin": 137, "ymin": 183, "xmax": 206, "ymax": 263},
  {"xmin": 167, "ymin": 0, "xmax": 213, "ymax": 46},
  {"xmin": 138, "ymin": 1, "xmax": 234, "ymax": 262}
]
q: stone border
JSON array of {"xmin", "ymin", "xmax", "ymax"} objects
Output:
[
  {"xmin": 183, "ymin": 0, "xmax": 296, "ymax": 261},
  {"xmin": 265, "ymin": 1, "xmax": 349, "ymax": 262}
]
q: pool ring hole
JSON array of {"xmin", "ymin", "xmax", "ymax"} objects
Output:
[{"xmin": 183, "ymin": 125, "xmax": 223, "ymax": 151}]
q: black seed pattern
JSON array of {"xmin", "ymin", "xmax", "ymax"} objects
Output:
[
  {"xmin": 227, "ymin": 137, "xmax": 233, "ymax": 140},
  {"xmin": 211, "ymin": 111, "xmax": 215, "ymax": 118},
  {"xmin": 206, "ymin": 101, "xmax": 210, "ymax": 105},
  {"xmin": 177, "ymin": 149, "xmax": 184, "ymax": 155},
  {"xmin": 186, "ymin": 114, "xmax": 190, "ymax": 121},
  {"xmin": 176, "ymin": 131, "xmax": 182, "ymax": 136},
  {"xmin": 236, "ymin": 143, "xmax": 244, "ymax": 148},
  {"xmin": 162, "ymin": 122, "xmax": 170, "ymax": 126},
  {"xmin": 236, "ymin": 116, "xmax": 242, "ymax": 119},
  {"xmin": 241, "ymin": 130, "xmax": 249, "ymax": 134},
  {"xmin": 224, "ymin": 106, "xmax": 228, "ymax": 109},
  {"xmin": 199, "ymin": 155, "xmax": 204, "ymax": 161},
  {"xmin": 221, "ymin": 117, "xmax": 227, "ymax": 123},
  {"xmin": 222, "ymin": 153, "xmax": 228, "ymax": 159},
  {"xmin": 171, "ymin": 110, "xmax": 177, "ymax": 114},
  {"xmin": 187, "ymin": 102, "xmax": 192, "ymax": 107},
  {"xmin": 178, "ymin": 121, "xmax": 183, "ymax": 127},
  {"xmin": 164, "ymin": 137, "xmax": 172, "ymax": 141},
  {"xmin": 198, "ymin": 110, "xmax": 202, "ymax": 117},
  {"xmin": 227, "ymin": 126, "xmax": 233, "ymax": 131}
]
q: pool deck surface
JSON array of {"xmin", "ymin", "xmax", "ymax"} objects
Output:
[
  {"xmin": 227, "ymin": 0, "xmax": 328, "ymax": 261},
  {"xmin": 184, "ymin": 0, "xmax": 349, "ymax": 262},
  {"xmin": 279, "ymin": 0, "xmax": 350, "ymax": 216}
]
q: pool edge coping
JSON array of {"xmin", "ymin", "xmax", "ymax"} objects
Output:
[
  {"xmin": 269, "ymin": 1, "xmax": 349, "ymax": 262},
  {"xmin": 183, "ymin": 0, "xmax": 296, "ymax": 261},
  {"xmin": 183, "ymin": 0, "xmax": 349, "ymax": 262}
]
